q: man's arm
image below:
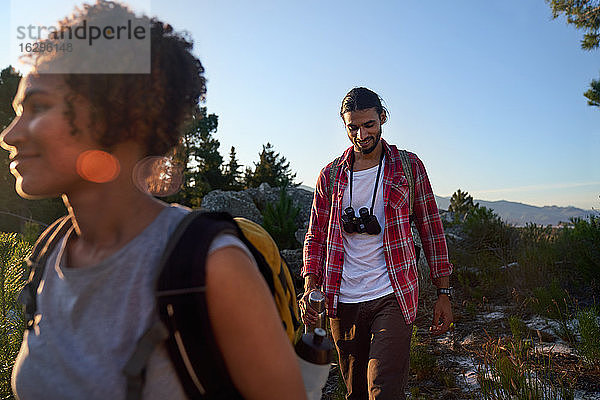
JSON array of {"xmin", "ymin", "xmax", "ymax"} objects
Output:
[
  {"xmin": 410, "ymin": 155, "xmax": 453, "ymax": 335},
  {"xmin": 411, "ymin": 155, "xmax": 453, "ymax": 279},
  {"xmin": 300, "ymin": 166, "xmax": 331, "ymax": 324},
  {"xmin": 301, "ymin": 166, "xmax": 331, "ymax": 284}
]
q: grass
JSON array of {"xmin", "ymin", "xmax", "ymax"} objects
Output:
[
  {"xmin": 508, "ymin": 315, "xmax": 529, "ymax": 343},
  {"xmin": 575, "ymin": 307, "xmax": 600, "ymax": 368},
  {"xmin": 410, "ymin": 326, "xmax": 436, "ymax": 380},
  {"xmin": 475, "ymin": 336, "xmax": 575, "ymax": 400}
]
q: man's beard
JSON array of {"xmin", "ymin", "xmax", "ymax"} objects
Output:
[{"xmin": 357, "ymin": 128, "xmax": 382, "ymax": 155}]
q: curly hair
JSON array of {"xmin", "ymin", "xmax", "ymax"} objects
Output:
[{"xmin": 25, "ymin": 1, "xmax": 206, "ymax": 156}]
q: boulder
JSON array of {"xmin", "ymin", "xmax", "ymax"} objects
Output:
[
  {"xmin": 200, "ymin": 189, "xmax": 263, "ymax": 224},
  {"xmin": 280, "ymin": 249, "xmax": 304, "ymax": 292},
  {"xmin": 245, "ymin": 183, "xmax": 313, "ymax": 229},
  {"xmin": 201, "ymin": 184, "xmax": 314, "ymax": 248}
]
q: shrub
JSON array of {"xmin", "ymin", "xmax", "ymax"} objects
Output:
[
  {"xmin": 410, "ymin": 326, "xmax": 435, "ymax": 380},
  {"xmin": 576, "ymin": 306, "xmax": 600, "ymax": 367},
  {"xmin": 557, "ymin": 216, "xmax": 600, "ymax": 283},
  {"xmin": 262, "ymin": 188, "xmax": 300, "ymax": 250},
  {"xmin": 530, "ymin": 279, "xmax": 568, "ymax": 320},
  {"xmin": 0, "ymin": 232, "xmax": 31, "ymax": 399},
  {"xmin": 462, "ymin": 206, "xmax": 519, "ymax": 266},
  {"xmin": 517, "ymin": 223, "xmax": 557, "ymax": 271}
]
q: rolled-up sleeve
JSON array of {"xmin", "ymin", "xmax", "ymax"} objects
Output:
[{"xmin": 302, "ymin": 167, "xmax": 331, "ymax": 285}]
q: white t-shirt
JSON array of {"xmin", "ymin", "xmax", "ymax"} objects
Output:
[{"xmin": 339, "ymin": 159, "xmax": 394, "ymax": 303}]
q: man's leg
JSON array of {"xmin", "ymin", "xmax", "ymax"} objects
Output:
[
  {"xmin": 329, "ymin": 302, "xmax": 371, "ymax": 400},
  {"xmin": 366, "ymin": 294, "xmax": 412, "ymax": 400}
]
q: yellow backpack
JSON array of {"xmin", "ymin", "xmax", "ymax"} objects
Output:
[{"xmin": 234, "ymin": 216, "xmax": 301, "ymax": 342}]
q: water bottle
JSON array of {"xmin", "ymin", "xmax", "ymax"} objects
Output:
[
  {"xmin": 296, "ymin": 291, "xmax": 334, "ymax": 400},
  {"xmin": 296, "ymin": 328, "xmax": 333, "ymax": 400},
  {"xmin": 304, "ymin": 290, "xmax": 326, "ymax": 333}
]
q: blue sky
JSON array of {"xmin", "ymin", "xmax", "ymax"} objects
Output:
[{"xmin": 1, "ymin": 0, "xmax": 598, "ymax": 209}]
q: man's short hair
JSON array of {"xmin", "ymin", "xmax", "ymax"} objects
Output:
[{"xmin": 340, "ymin": 87, "xmax": 388, "ymax": 120}]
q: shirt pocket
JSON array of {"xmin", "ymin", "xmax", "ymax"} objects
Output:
[{"xmin": 388, "ymin": 182, "xmax": 409, "ymax": 211}]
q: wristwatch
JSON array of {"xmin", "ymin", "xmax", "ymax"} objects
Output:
[{"xmin": 437, "ymin": 287, "xmax": 453, "ymax": 299}]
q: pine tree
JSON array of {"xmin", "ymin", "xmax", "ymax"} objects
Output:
[
  {"xmin": 223, "ymin": 146, "xmax": 243, "ymax": 191},
  {"xmin": 547, "ymin": 0, "xmax": 600, "ymax": 107},
  {"xmin": 547, "ymin": 0, "xmax": 600, "ymax": 50},
  {"xmin": 448, "ymin": 189, "xmax": 478, "ymax": 222},
  {"xmin": 167, "ymin": 106, "xmax": 224, "ymax": 206},
  {"xmin": 0, "ymin": 67, "xmax": 20, "ymax": 130},
  {"xmin": 244, "ymin": 143, "xmax": 298, "ymax": 188},
  {"xmin": 584, "ymin": 77, "xmax": 600, "ymax": 107}
]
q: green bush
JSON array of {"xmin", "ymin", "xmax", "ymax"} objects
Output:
[
  {"xmin": 530, "ymin": 279, "xmax": 567, "ymax": 320},
  {"xmin": 410, "ymin": 326, "xmax": 435, "ymax": 379},
  {"xmin": 576, "ymin": 306, "xmax": 600, "ymax": 366},
  {"xmin": 557, "ymin": 216, "xmax": 600, "ymax": 282},
  {"xmin": 517, "ymin": 223, "xmax": 557, "ymax": 270},
  {"xmin": 262, "ymin": 188, "xmax": 300, "ymax": 250},
  {"xmin": 0, "ymin": 232, "xmax": 31, "ymax": 399},
  {"xmin": 463, "ymin": 206, "xmax": 519, "ymax": 265}
]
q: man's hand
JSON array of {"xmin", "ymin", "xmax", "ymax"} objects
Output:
[
  {"xmin": 430, "ymin": 294, "xmax": 453, "ymax": 336},
  {"xmin": 298, "ymin": 289, "xmax": 320, "ymax": 326},
  {"xmin": 298, "ymin": 274, "xmax": 323, "ymax": 326}
]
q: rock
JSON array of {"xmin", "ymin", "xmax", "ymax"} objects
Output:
[
  {"xmin": 285, "ymin": 186, "xmax": 314, "ymax": 229},
  {"xmin": 281, "ymin": 249, "xmax": 303, "ymax": 291},
  {"xmin": 295, "ymin": 228, "xmax": 307, "ymax": 246},
  {"xmin": 245, "ymin": 183, "xmax": 314, "ymax": 230},
  {"xmin": 202, "ymin": 183, "xmax": 314, "ymax": 248},
  {"xmin": 245, "ymin": 183, "xmax": 280, "ymax": 212},
  {"xmin": 200, "ymin": 190, "xmax": 263, "ymax": 224}
]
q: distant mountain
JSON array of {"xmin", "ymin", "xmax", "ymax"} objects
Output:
[
  {"xmin": 435, "ymin": 196, "xmax": 594, "ymax": 226},
  {"xmin": 296, "ymin": 186, "xmax": 592, "ymax": 226},
  {"xmin": 298, "ymin": 184, "xmax": 315, "ymax": 193}
]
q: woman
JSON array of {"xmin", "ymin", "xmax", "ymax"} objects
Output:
[{"xmin": 1, "ymin": 2, "xmax": 306, "ymax": 399}]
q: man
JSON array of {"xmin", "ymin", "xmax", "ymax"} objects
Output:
[{"xmin": 300, "ymin": 87, "xmax": 453, "ymax": 400}]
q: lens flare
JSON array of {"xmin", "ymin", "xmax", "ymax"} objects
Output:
[
  {"xmin": 132, "ymin": 156, "xmax": 183, "ymax": 197},
  {"xmin": 76, "ymin": 150, "xmax": 120, "ymax": 183}
]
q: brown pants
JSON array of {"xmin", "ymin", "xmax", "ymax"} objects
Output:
[{"xmin": 330, "ymin": 293, "xmax": 412, "ymax": 400}]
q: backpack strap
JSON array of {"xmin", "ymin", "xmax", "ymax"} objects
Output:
[
  {"xmin": 328, "ymin": 156, "xmax": 342, "ymax": 204},
  {"xmin": 398, "ymin": 150, "xmax": 422, "ymax": 264},
  {"xmin": 154, "ymin": 210, "xmax": 245, "ymax": 400},
  {"xmin": 398, "ymin": 150, "xmax": 415, "ymax": 219},
  {"xmin": 19, "ymin": 215, "xmax": 73, "ymax": 330}
]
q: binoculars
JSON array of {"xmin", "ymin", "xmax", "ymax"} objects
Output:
[{"xmin": 341, "ymin": 206, "xmax": 381, "ymax": 235}]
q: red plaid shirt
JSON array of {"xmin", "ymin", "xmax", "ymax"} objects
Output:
[{"xmin": 302, "ymin": 139, "xmax": 453, "ymax": 323}]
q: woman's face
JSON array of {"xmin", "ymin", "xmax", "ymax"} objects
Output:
[{"xmin": 0, "ymin": 74, "xmax": 109, "ymax": 198}]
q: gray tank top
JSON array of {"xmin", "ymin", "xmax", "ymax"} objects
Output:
[{"xmin": 12, "ymin": 205, "xmax": 252, "ymax": 400}]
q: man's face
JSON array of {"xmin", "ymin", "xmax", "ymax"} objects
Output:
[{"xmin": 342, "ymin": 108, "xmax": 386, "ymax": 155}]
